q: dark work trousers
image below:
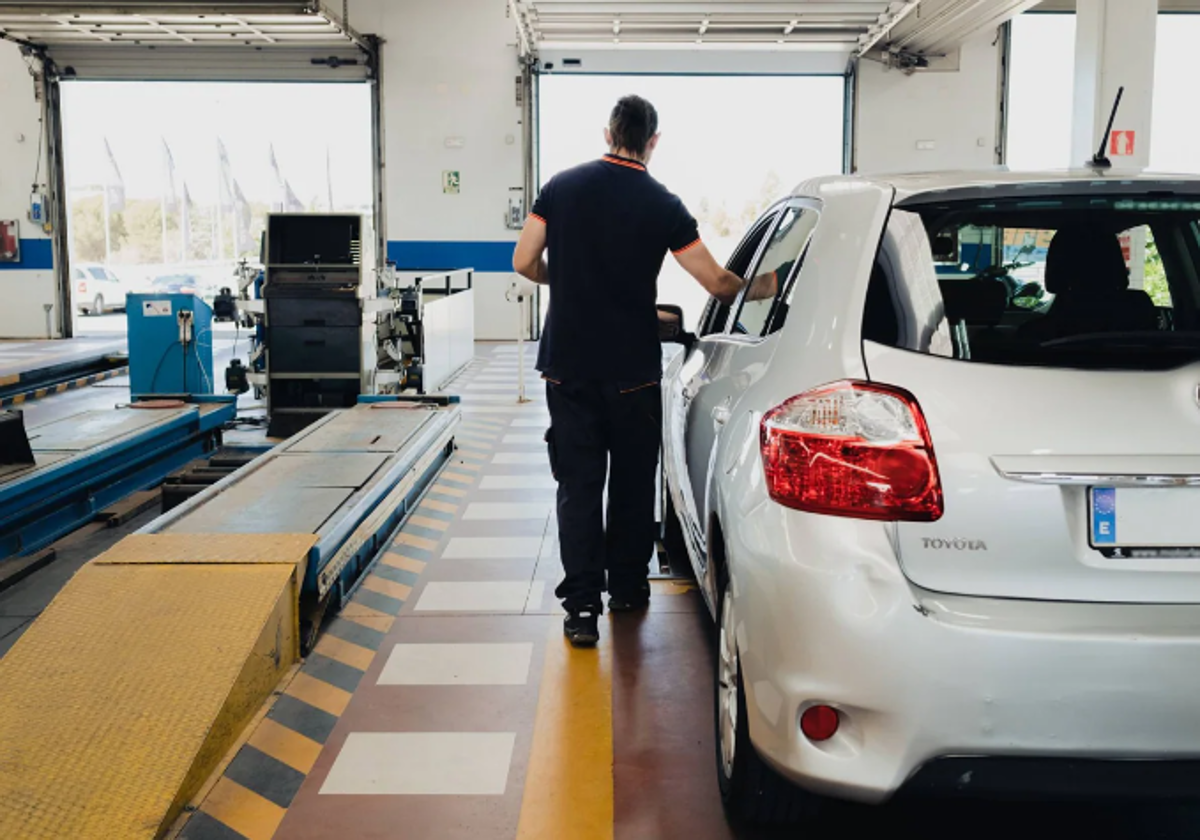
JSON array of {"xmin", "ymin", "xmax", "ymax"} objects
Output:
[{"xmin": 545, "ymin": 379, "xmax": 663, "ymax": 615}]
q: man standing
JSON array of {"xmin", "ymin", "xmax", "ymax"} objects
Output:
[{"xmin": 512, "ymin": 95, "xmax": 747, "ymax": 647}]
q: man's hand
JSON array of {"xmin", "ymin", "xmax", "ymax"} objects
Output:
[
  {"xmin": 513, "ymin": 216, "xmax": 549, "ymax": 284},
  {"xmin": 673, "ymin": 241, "xmax": 744, "ymax": 305},
  {"xmin": 745, "ymin": 270, "xmax": 778, "ymax": 302}
]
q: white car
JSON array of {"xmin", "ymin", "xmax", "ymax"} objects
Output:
[
  {"xmin": 73, "ymin": 263, "xmax": 127, "ymax": 315},
  {"xmin": 660, "ymin": 169, "xmax": 1200, "ymax": 826}
]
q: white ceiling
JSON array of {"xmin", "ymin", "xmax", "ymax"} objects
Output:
[
  {"xmin": 510, "ymin": 1, "xmax": 915, "ymax": 55},
  {"xmin": 0, "ymin": 1, "xmax": 363, "ymax": 50},
  {"xmin": 512, "ymin": 0, "xmax": 1053, "ymax": 65}
]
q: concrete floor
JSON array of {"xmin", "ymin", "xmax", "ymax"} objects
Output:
[{"xmin": 2, "ymin": 340, "xmax": 1198, "ymax": 839}]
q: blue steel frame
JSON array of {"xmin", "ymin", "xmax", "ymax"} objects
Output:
[
  {"xmin": 137, "ymin": 398, "xmax": 460, "ymax": 611},
  {"xmin": 0, "ymin": 396, "xmax": 236, "ymax": 559},
  {"xmin": 305, "ymin": 398, "xmax": 459, "ymax": 604},
  {"xmin": 324, "ymin": 435, "xmax": 454, "ymax": 612}
]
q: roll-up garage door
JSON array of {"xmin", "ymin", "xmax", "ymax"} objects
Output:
[{"xmin": 0, "ymin": 1, "xmax": 372, "ymax": 81}]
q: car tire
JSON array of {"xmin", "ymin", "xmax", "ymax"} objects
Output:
[
  {"xmin": 715, "ymin": 578, "xmax": 822, "ymax": 828},
  {"xmin": 92, "ymin": 295, "xmax": 104, "ymax": 316}
]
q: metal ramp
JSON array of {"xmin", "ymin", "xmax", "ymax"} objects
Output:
[{"xmin": 0, "ymin": 400, "xmax": 460, "ymax": 839}]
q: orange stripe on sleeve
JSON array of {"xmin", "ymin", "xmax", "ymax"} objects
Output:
[
  {"xmin": 672, "ymin": 238, "xmax": 702, "ymax": 255},
  {"xmin": 528, "ymin": 213, "xmax": 547, "ymax": 224}
]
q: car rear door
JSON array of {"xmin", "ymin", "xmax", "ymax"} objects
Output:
[{"xmin": 865, "ymin": 201, "xmax": 1200, "ymax": 604}]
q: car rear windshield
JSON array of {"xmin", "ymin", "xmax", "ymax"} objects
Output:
[{"xmin": 863, "ymin": 193, "xmax": 1200, "ymax": 370}]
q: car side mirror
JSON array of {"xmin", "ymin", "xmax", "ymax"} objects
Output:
[{"xmin": 657, "ymin": 304, "xmax": 696, "ymax": 351}]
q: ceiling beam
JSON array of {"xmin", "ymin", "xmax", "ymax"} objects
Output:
[{"xmin": 855, "ymin": 0, "xmax": 922, "ymax": 54}]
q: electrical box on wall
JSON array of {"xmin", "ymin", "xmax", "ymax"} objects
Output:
[
  {"xmin": 28, "ymin": 191, "xmax": 46, "ymax": 227},
  {"xmin": 0, "ymin": 220, "xmax": 18, "ymax": 263}
]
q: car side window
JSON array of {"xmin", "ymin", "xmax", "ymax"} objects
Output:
[
  {"xmin": 697, "ymin": 210, "xmax": 779, "ymax": 337},
  {"xmin": 731, "ymin": 204, "xmax": 820, "ymax": 337}
]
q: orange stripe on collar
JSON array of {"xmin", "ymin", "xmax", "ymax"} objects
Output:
[{"xmin": 601, "ymin": 155, "xmax": 647, "ymax": 172}]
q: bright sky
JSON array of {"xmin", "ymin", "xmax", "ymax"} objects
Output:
[
  {"xmin": 1006, "ymin": 13, "xmax": 1200, "ymax": 172},
  {"xmin": 60, "ymin": 81, "xmax": 373, "ymax": 208},
  {"xmin": 539, "ymin": 74, "xmax": 845, "ymax": 219}
]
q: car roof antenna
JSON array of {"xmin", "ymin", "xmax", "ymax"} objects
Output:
[{"xmin": 1090, "ymin": 85, "xmax": 1125, "ymax": 170}]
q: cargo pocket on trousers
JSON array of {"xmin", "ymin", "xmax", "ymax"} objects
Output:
[{"xmin": 544, "ymin": 426, "xmax": 558, "ymax": 480}]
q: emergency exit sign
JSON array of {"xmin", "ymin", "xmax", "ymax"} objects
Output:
[{"xmin": 442, "ymin": 170, "xmax": 461, "ymax": 194}]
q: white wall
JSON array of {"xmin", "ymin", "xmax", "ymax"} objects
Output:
[
  {"xmin": 0, "ymin": 41, "xmax": 61, "ymax": 338},
  {"xmin": 357, "ymin": 0, "xmax": 525, "ymax": 340},
  {"xmin": 854, "ymin": 31, "xmax": 1003, "ymax": 174}
]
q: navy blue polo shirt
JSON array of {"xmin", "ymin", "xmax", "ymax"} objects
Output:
[{"xmin": 530, "ymin": 154, "xmax": 701, "ymax": 383}]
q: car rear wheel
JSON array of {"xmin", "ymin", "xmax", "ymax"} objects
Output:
[
  {"xmin": 715, "ymin": 579, "xmax": 822, "ymax": 828},
  {"xmin": 92, "ymin": 295, "xmax": 104, "ymax": 315}
]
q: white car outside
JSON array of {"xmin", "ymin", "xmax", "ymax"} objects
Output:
[
  {"xmin": 660, "ymin": 169, "xmax": 1200, "ymax": 826},
  {"xmin": 72, "ymin": 263, "xmax": 127, "ymax": 315}
]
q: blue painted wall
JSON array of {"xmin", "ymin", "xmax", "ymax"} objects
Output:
[
  {"xmin": 0, "ymin": 239, "xmax": 52, "ymax": 272},
  {"xmin": 387, "ymin": 241, "xmax": 514, "ymax": 273}
]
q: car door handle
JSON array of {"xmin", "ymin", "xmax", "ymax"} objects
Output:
[{"xmin": 712, "ymin": 403, "xmax": 731, "ymax": 426}]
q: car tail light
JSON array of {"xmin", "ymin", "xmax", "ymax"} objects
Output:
[{"xmin": 760, "ymin": 381, "xmax": 943, "ymax": 521}]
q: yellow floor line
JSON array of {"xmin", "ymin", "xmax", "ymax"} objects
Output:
[
  {"xmin": 200, "ymin": 777, "xmax": 285, "ymax": 840},
  {"xmin": 381, "ymin": 551, "xmax": 427, "ymax": 574},
  {"xmin": 396, "ymin": 531, "xmax": 439, "ymax": 551},
  {"xmin": 516, "ymin": 618, "xmax": 614, "ymax": 840},
  {"xmin": 441, "ymin": 471, "xmax": 475, "ymax": 485},
  {"xmin": 247, "ymin": 718, "xmax": 323, "ymax": 776},
  {"xmin": 420, "ymin": 498, "xmax": 458, "ymax": 515},
  {"xmin": 651, "ymin": 580, "xmax": 697, "ymax": 596},
  {"xmin": 361, "ymin": 575, "xmax": 412, "ymax": 601},
  {"xmin": 284, "ymin": 673, "xmax": 353, "ymax": 718},
  {"xmin": 341, "ymin": 602, "xmax": 396, "ymax": 634},
  {"xmin": 314, "ymin": 634, "xmax": 376, "ymax": 671},
  {"xmin": 406, "ymin": 514, "xmax": 450, "ymax": 532},
  {"xmin": 165, "ymin": 665, "xmax": 303, "ymax": 840},
  {"xmin": 432, "ymin": 483, "xmax": 469, "ymax": 498}
]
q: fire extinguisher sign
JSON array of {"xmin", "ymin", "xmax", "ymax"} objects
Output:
[
  {"xmin": 0, "ymin": 220, "xmax": 19, "ymax": 263},
  {"xmin": 1110, "ymin": 130, "xmax": 1136, "ymax": 157}
]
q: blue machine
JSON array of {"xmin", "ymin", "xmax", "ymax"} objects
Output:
[{"xmin": 127, "ymin": 294, "xmax": 214, "ymax": 397}]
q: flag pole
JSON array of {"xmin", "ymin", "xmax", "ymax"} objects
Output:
[
  {"xmin": 161, "ymin": 192, "xmax": 168, "ymax": 264},
  {"xmin": 216, "ymin": 142, "xmax": 224, "ymax": 263},
  {"xmin": 103, "ymin": 185, "xmax": 111, "ymax": 264}
]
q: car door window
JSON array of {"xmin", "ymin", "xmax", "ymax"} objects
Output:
[
  {"xmin": 696, "ymin": 210, "xmax": 779, "ymax": 337},
  {"xmin": 731, "ymin": 204, "xmax": 819, "ymax": 337}
]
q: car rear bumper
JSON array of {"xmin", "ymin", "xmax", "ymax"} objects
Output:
[
  {"xmin": 728, "ymin": 503, "xmax": 1200, "ymax": 804},
  {"xmin": 900, "ymin": 757, "xmax": 1200, "ymax": 801}
]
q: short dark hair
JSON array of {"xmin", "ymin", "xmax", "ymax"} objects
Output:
[{"xmin": 608, "ymin": 95, "xmax": 658, "ymax": 156}]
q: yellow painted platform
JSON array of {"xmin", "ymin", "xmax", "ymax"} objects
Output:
[{"xmin": 0, "ymin": 533, "xmax": 315, "ymax": 840}]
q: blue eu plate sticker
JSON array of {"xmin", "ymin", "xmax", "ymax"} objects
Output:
[{"xmin": 1092, "ymin": 488, "xmax": 1117, "ymax": 545}]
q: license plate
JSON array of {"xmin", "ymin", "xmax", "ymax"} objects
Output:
[{"xmin": 1090, "ymin": 487, "xmax": 1200, "ymax": 557}]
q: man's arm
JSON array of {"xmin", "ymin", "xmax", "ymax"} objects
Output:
[
  {"xmin": 512, "ymin": 216, "xmax": 549, "ymax": 284},
  {"xmin": 672, "ymin": 241, "xmax": 744, "ymax": 305}
]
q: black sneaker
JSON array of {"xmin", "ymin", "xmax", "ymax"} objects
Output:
[
  {"xmin": 563, "ymin": 610, "xmax": 600, "ymax": 648},
  {"xmin": 607, "ymin": 591, "xmax": 650, "ymax": 612}
]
